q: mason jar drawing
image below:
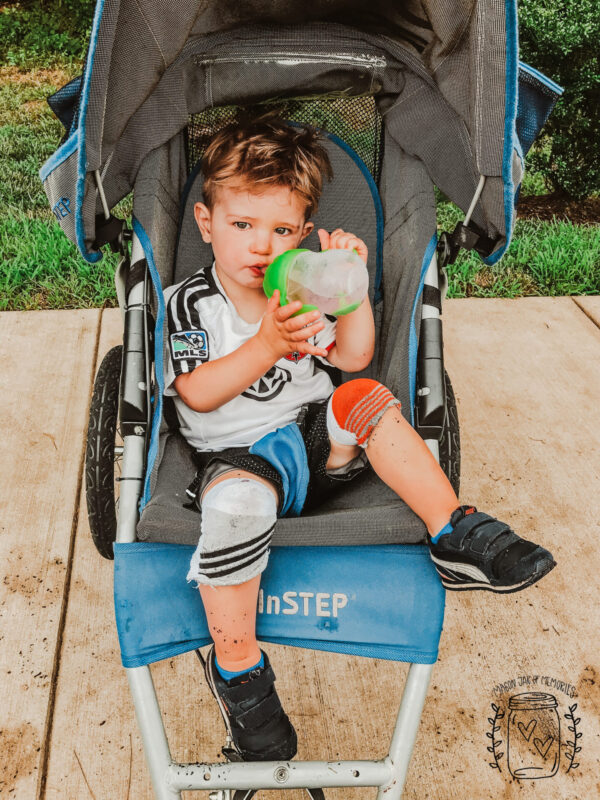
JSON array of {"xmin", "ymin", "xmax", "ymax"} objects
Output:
[{"xmin": 507, "ymin": 692, "xmax": 560, "ymax": 779}]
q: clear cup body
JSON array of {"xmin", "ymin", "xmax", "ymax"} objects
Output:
[{"xmin": 285, "ymin": 250, "xmax": 369, "ymax": 315}]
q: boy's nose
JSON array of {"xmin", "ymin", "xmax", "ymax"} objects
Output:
[{"xmin": 251, "ymin": 232, "xmax": 271, "ymax": 255}]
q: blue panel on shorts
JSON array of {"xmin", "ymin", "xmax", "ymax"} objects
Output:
[{"xmin": 250, "ymin": 422, "xmax": 309, "ymax": 516}]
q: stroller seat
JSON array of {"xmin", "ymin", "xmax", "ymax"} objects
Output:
[
  {"xmin": 138, "ymin": 430, "xmax": 427, "ymax": 546},
  {"xmin": 138, "ymin": 118, "xmax": 428, "ymax": 548}
]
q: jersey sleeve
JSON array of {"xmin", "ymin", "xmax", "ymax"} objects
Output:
[
  {"xmin": 164, "ymin": 279, "xmax": 211, "ymax": 390},
  {"xmin": 312, "ymin": 313, "xmax": 337, "ymax": 364}
]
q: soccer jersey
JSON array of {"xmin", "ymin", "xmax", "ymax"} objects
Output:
[{"xmin": 164, "ymin": 264, "xmax": 337, "ymax": 451}]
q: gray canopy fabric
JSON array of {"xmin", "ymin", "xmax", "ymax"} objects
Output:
[{"xmin": 41, "ymin": 0, "xmax": 520, "ymax": 265}]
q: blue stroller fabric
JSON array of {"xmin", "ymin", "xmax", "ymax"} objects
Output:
[
  {"xmin": 516, "ymin": 62, "xmax": 564, "ymax": 158},
  {"xmin": 114, "ymin": 542, "xmax": 445, "ymax": 668}
]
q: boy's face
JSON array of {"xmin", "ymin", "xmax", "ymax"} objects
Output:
[{"xmin": 194, "ymin": 184, "xmax": 314, "ymax": 292}]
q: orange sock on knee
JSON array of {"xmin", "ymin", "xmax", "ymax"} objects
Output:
[{"xmin": 331, "ymin": 379, "xmax": 400, "ymax": 446}]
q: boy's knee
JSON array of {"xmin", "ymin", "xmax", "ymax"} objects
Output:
[
  {"xmin": 328, "ymin": 379, "xmax": 401, "ymax": 447},
  {"xmin": 187, "ymin": 478, "xmax": 277, "ymax": 587}
]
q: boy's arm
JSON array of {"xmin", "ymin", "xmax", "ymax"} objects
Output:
[
  {"xmin": 326, "ymin": 296, "xmax": 375, "ymax": 373},
  {"xmin": 174, "ymin": 291, "xmax": 329, "ymax": 412},
  {"xmin": 175, "ymin": 337, "xmax": 276, "ymax": 412},
  {"xmin": 316, "ymin": 228, "xmax": 375, "ymax": 373}
]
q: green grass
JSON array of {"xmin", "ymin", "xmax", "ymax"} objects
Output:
[
  {"xmin": 0, "ymin": 66, "xmax": 80, "ymax": 216},
  {"xmin": 0, "ymin": 215, "xmax": 119, "ymax": 310},
  {"xmin": 445, "ymin": 219, "xmax": 600, "ymax": 297},
  {"xmin": 0, "ymin": 5, "xmax": 89, "ymax": 69},
  {"xmin": 0, "ymin": 62, "xmax": 122, "ymax": 310},
  {"xmin": 438, "ymin": 201, "xmax": 600, "ymax": 297}
]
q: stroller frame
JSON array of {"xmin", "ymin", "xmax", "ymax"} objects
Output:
[{"xmin": 114, "ymin": 231, "xmax": 446, "ymax": 800}]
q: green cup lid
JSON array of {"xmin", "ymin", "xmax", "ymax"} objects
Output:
[{"xmin": 262, "ymin": 249, "xmax": 314, "ymax": 314}]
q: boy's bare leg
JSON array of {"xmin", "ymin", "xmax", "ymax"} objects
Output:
[
  {"xmin": 197, "ymin": 470, "xmax": 278, "ymax": 672},
  {"xmin": 327, "ymin": 406, "xmax": 459, "ymax": 535},
  {"xmin": 199, "ymin": 575, "xmax": 262, "ymax": 672},
  {"xmin": 366, "ymin": 406, "xmax": 459, "ymax": 534}
]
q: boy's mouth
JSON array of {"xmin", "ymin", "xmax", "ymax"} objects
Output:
[{"xmin": 248, "ymin": 263, "xmax": 268, "ymax": 276}]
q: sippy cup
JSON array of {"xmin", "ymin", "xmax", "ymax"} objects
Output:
[{"xmin": 262, "ymin": 248, "xmax": 369, "ymax": 316}]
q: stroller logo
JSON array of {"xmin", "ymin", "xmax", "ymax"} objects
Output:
[
  {"xmin": 52, "ymin": 196, "xmax": 71, "ymax": 220},
  {"xmin": 258, "ymin": 588, "xmax": 348, "ymax": 620},
  {"xmin": 486, "ymin": 675, "xmax": 584, "ymax": 780},
  {"xmin": 170, "ymin": 330, "xmax": 209, "ymax": 362}
]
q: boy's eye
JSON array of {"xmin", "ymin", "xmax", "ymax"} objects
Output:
[
  {"xmin": 234, "ymin": 221, "xmax": 250, "ymax": 230},
  {"xmin": 275, "ymin": 227, "xmax": 291, "ymax": 235}
]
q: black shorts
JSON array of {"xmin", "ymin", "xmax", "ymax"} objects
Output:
[{"xmin": 186, "ymin": 400, "xmax": 369, "ymax": 516}]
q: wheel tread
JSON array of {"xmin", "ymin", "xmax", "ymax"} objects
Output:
[{"xmin": 85, "ymin": 345, "xmax": 122, "ymax": 560}]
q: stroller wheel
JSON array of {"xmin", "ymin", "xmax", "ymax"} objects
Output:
[
  {"xmin": 439, "ymin": 369, "xmax": 460, "ymax": 496},
  {"xmin": 85, "ymin": 345, "xmax": 123, "ymax": 559}
]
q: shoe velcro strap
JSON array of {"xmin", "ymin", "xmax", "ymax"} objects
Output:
[
  {"xmin": 235, "ymin": 691, "xmax": 282, "ymax": 730},
  {"xmin": 467, "ymin": 522, "xmax": 515, "ymax": 555},
  {"xmin": 450, "ymin": 511, "xmax": 493, "ymax": 546},
  {"xmin": 221, "ymin": 665, "xmax": 276, "ymax": 704},
  {"xmin": 451, "ymin": 512, "xmax": 510, "ymax": 551}
]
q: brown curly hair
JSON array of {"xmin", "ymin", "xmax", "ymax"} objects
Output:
[{"xmin": 202, "ymin": 114, "xmax": 333, "ymax": 218}]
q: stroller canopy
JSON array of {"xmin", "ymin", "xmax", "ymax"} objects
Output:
[{"xmin": 42, "ymin": 0, "xmax": 532, "ymax": 265}]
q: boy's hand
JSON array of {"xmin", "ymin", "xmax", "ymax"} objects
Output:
[
  {"xmin": 318, "ymin": 228, "xmax": 368, "ymax": 265},
  {"xmin": 256, "ymin": 290, "xmax": 329, "ymax": 362}
]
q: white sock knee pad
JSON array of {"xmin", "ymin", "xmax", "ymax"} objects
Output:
[
  {"xmin": 326, "ymin": 394, "xmax": 360, "ymax": 446},
  {"xmin": 187, "ymin": 478, "xmax": 277, "ymax": 587}
]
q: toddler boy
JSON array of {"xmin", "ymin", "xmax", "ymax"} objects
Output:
[{"xmin": 163, "ymin": 117, "xmax": 555, "ymax": 762}]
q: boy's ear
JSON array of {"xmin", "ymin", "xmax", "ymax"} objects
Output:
[
  {"xmin": 300, "ymin": 220, "xmax": 314, "ymax": 241},
  {"xmin": 194, "ymin": 202, "xmax": 212, "ymax": 243}
]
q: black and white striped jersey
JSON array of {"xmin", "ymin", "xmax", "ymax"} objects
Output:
[{"xmin": 164, "ymin": 264, "xmax": 336, "ymax": 452}]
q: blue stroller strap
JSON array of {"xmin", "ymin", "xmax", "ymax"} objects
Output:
[{"xmin": 249, "ymin": 422, "xmax": 309, "ymax": 517}]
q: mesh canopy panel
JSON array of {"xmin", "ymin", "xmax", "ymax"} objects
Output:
[{"xmin": 186, "ymin": 96, "xmax": 383, "ymax": 182}]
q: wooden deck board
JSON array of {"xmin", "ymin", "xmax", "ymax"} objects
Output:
[
  {"xmin": 573, "ymin": 295, "xmax": 600, "ymax": 329},
  {"xmin": 437, "ymin": 297, "xmax": 600, "ymax": 799},
  {"xmin": 35, "ymin": 299, "xmax": 600, "ymax": 798},
  {"xmin": 0, "ymin": 309, "xmax": 100, "ymax": 800}
]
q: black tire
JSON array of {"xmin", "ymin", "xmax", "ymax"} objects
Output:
[
  {"xmin": 85, "ymin": 345, "xmax": 123, "ymax": 559},
  {"xmin": 439, "ymin": 369, "xmax": 461, "ymax": 496}
]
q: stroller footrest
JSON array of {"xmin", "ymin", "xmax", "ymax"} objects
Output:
[{"xmin": 114, "ymin": 542, "xmax": 445, "ymax": 668}]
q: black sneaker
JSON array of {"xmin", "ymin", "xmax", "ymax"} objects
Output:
[
  {"xmin": 203, "ymin": 646, "xmax": 297, "ymax": 761},
  {"xmin": 428, "ymin": 505, "xmax": 556, "ymax": 593}
]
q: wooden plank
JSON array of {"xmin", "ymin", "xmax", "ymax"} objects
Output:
[
  {"xmin": 42, "ymin": 309, "xmax": 139, "ymax": 800},
  {"xmin": 434, "ymin": 297, "xmax": 600, "ymax": 799},
  {"xmin": 46, "ymin": 300, "xmax": 600, "ymax": 799},
  {"xmin": 573, "ymin": 296, "xmax": 600, "ymax": 330},
  {"xmin": 0, "ymin": 309, "xmax": 100, "ymax": 799}
]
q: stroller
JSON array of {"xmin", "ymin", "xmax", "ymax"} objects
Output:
[{"xmin": 41, "ymin": 2, "xmax": 561, "ymax": 798}]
